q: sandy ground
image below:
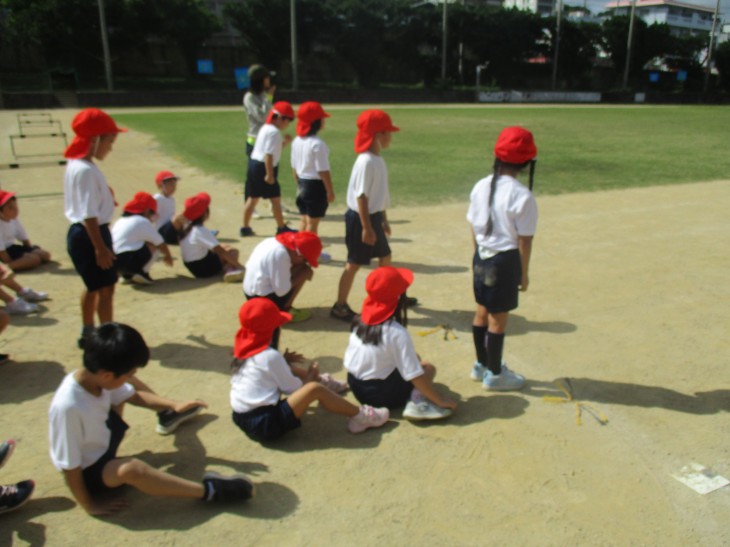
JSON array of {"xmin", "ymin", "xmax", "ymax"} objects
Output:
[{"xmin": 0, "ymin": 107, "xmax": 728, "ymax": 546}]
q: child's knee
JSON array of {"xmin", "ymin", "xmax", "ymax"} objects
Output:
[{"xmin": 116, "ymin": 458, "xmax": 151, "ymax": 482}]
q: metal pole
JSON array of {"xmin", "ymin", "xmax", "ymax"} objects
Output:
[
  {"xmin": 703, "ymin": 0, "xmax": 721, "ymax": 93},
  {"xmin": 441, "ymin": 1, "xmax": 448, "ymax": 81},
  {"xmin": 622, "ymin": 0, "xmax": 636, "ymax": 89},
  {"xmin": 97, "ymin": 0, "xmax": 113, "ymax": 92},
  {"xmin": 551, "ymin": 0, "xmax": 562, "ymax": 90},
  {"xmin": 290, "ymin": 0, "xmax": 298, "ymax": 90}
]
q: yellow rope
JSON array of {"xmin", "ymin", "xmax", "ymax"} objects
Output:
[
  {"xmin": 417, "ymin": 324, "xmax": 458, "ymax": 341},
  {"xmin": 543, "ymin": 378, "xmax": 608, "ymax": 426}
]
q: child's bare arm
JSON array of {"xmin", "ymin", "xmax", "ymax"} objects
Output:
[
  {"xmin": 517, "ymin": 235, "xmax": 533, "ymax": 291},
  {"xmin": 356, "ymin": 195, "xmax": 376, "ymax": 245},
  {"xmin": 381, "ymin": 210, "xmax": 390, "ymax": 237},
  {"xmin": 212, "ymin": 245, "xmax": 244, "ymax": 270},
  {"xmin": 264, "ymin": 154, "xmax": 275, "ymax": 184},
  {"xmin": 63, "ymin": 467, "xmax": 127, "ymax": 515},
  {"xmin": 319, "ymin": 170, "xmax": 335, "ymax": 203},
  {"xmin": 411, "ymin": 374, "xmax": 457, "ymax": 410},
  {"xmin": 127, "ymin": 390, "xmax": 208, "ymax": 414},
  {"xmin": 157, "ymin": 243, "xmax": 174, "ymax": 266},
  {"xmin": 0, "ymin": 250, "xmax": 10, "ymax": 264},
  {"xmin": 83, "ymin": 217, "xmax": 115, "ymax": 269}
]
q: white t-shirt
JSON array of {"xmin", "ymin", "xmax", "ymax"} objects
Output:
[
  {"xmin": 230, "ymin": 348, "xmax": 303, "ymax": 413},
  {"xmin": 291, "ymin": 136, "xmax": 330, "ymax": 180},
  {"xmin": 344, "ymin": 321, "xmax": 424, "ymax": 382},
  {"xmin": 154, "ymin": 194, "xmax": 176, "ymax": 227},
  {"xmin": 48, "ymin": 372, "xmax": 135, "ymax": 471},
  {"xmin": 112, "ymin": 215, "xmax": 164, "ymax": 254},
  {"xmin": 64, "ymin": 159, "xmax": 116, "ymax": 225},
  {"xmin": 0, "ymin": 218, "xmax": 29, "ymax": 250},
  {"xmin": 243, "ymin": 237, "xmax": 291, "ymax": 297},
  {"xmin": 466, "ymin": 174, "xmax": 538, "ymax": 259},
  {"xmin": 250, "ymin": 124, "xmax": 284, "ymax": 166},
  {"xmin": 345, "ymin": 152, "xmax": 390, "ymax": 213},
  {"xmin": 180, "ymin": 225, "xmax": 219, "ymax": 263}
]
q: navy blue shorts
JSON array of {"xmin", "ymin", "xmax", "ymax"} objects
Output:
[
  {"xmin": 184, "ymin": 251, "xmax": 223, "ymax": 278},
  {"xmin": 345, "ymin": 209, "xmax": 391, "ymax": 265},
  {"xmin": 67, "ymin": 223, "xmax": 118, "ymax": 291},
  {"xmin": 246, "ymin": 160, "xmax": 281, "ymax": 199},
  {"xmin": 244, "ymin": 291, "xmax": 291, "ymax": 311},
  {"xmin": 296, "ymin": 178, "xmax": 328, "ymax": 218},
  {"xmin": 347, "ymin": 369, "xmax": 413, "ymax": 410},
  {"xmin": 472, "ymin": 249, "xmax": 521, "ymax": 313},
  {"xmin": 115, "ymin": 246, "xmax": 152, "ymax": 277},
  {"xmin": 232, "ymin": 400, "xmax": 301, "ymax": 442},
  {"xmin": 3, "ymin": 244, "xmax": 37, "ymax": 261},
  {"xmin": 158, "ymin": 221, "xmax": 179, "ymax": 245},
  {"xmin": 82, "ymin": 410, "xmax": 129, "ymax": 496}
]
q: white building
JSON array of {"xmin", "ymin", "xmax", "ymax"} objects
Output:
[
  {"xmin": 503, "ymin": 0, "xmax": 555, "ymax": 16},
  {"xmin": 604, "ymin": 0, "xmax": 715, "ymax": 37}
]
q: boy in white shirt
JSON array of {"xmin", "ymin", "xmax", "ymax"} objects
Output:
[
  {"xmin": 49, "ymin": 322, "xmax": 254, "ymax": 516},
  {"xmin": 153, "ymin": 170, "xmax": 181, "ymax": 245},
  {"xmin": 0, "ymin": 190, "xmax": 52, "ymax": 272}
]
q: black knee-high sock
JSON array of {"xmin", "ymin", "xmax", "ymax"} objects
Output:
[
  {"xmin": 472, "ymin": 325, "xmax": 488, "ymax": 366},
  {"xmin": 486, "ymin": 331, "xmax": 505, "ymax": 375}
]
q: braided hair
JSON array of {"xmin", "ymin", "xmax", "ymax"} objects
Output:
[
  {"xmin": 352, "ymin": 293, "xmax": 409, "ymax": 346},
  {"xmin": 484, "ymin": 158, "xmax": 536, "ymax": 237}
]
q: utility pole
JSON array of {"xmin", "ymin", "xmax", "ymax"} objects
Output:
[
  {"xmin": 703, "ymin": 0, "xmax": 721, "ymax": 93},
  {"xmin": 97, "ymin": 0, "xmax": 113, "ymax": 92},
  {"xmin": 622, "ymin": 0, "xmax": 636, "ymax": 89},
  {"xmin": 551, "ymin": 0, "xmax": 563, "ymax": 90},
  {"xmin": 290, "ymin": 0, "xmax": 299, "ymax": 90}
]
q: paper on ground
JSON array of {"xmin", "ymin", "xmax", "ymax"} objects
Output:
[{"xmin": 672, "ymin": 463, "xmax": 730, "ymax": 495}]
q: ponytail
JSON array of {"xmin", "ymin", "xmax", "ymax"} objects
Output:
[{"xmin": 485, "ymin": 159, "xmax": 502, "ymax": 237}]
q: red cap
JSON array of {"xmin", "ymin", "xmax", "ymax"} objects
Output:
[
  {"xmin": 123, "ymin": 191, "xmax": 157, "ymax": 215},
  {"xmin": 183, "ymin": 192, "xmax": 211, "ymax": 222},
  {"xmin": 296, "ymin": 101, "xmax": 330, "ymax": 136},
  {"xmin": 494, "ymin": 126, "xmax": 537, "ymax": 164},
  {"xmin": 155, "ymin": 170, "xmax": 179, "ymax": 186},
  {"xmin": 360, "ymin": 266, "xmax": 414, "ymax": 326},
  {"xmin": 64, "ymin": 108, "xmax": 127, "ymax": 159},
  {"xmin": 266, "ymin": 101, "xmax": 295, "ymax": 124},
  {"xmin": 275, "ymin": 231, "xmax": 322, "ymax": 268},
  {"xmin": 354, "ymin": 110, "xmax": 400, "ymax": 153},
  {"xmin": 234, "ymin": 298, "xmax": 292, "ymax": 360},
  {"xmin": 0, "ymin": 190, "xmax": 16, "ymax": 207}
]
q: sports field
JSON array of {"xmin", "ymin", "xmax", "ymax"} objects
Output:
[{"xmin": 1, "ymin": 105, "xmax": 728, "ymax": 546}]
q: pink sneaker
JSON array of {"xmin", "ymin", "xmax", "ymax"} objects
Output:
[
  {"xmin": 319, "ymin": 373, "xmax": 349, "ymax": 394},
  {"xmin": 347, "ymin": 405, "xmax": 389, "ymax": 434}
]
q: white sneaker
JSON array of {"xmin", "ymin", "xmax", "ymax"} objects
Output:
[
  {"xmin": 348, "ymin": 405, "xmax": 389, "ymax": 433},
  {"xmin": 18, "ymin": 288, "xmax": 49, "ymax": 303},
  {"xmin": 223, "ymin": 269, "xmax": 245, "ymax": 283},
  {"xmin": 482, "ymin": 363, "xmax": 525, "ymax": 391},
  {"xmin": 319, "ymin": 252, "xmax": 332, "ymax": 264},
  {"xmin": 403, "ymin": 400, "xmax": 452, "ymax": 421},
  {"xmin": 131, "ymin": 273, "xmax": 153, "ymax": 285},
  {"xmin": 470, "ymin": 361, "xmax": 487, "ymax": 381},
  {"xmin": 5, "ymin": 298, "xmax": 39, "ymax": 315}
]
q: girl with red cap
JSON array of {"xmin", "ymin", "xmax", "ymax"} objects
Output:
[
  {"xmin": 241, "ymin": 101, "xmax": 297, "ymax": 238},
  {"xmin": 467, "ymin": 126, "xmax": 538, "ymax": 391},
  {"xmin": 111, "ymin": 191, "xmax": 173, "ymax": 285},
  {"xmin": 344, "ymin": 267, "xmax": 456, "ymax": 420},
  {"xmin": 179, "ymin": 192, "xmax": 245, "ymax": 282},
  {"xmin": 63, "ymin": 108, "xmax": 126, "ymax": 348},
  {"xmin": 230, "ymin": 298, "xmax": 389, "ymax": 442},
  {"xmin": 290, "ymin": 101, "xmax": 334, "ymax": 261},
  {"xmin": 0, "ymin": 190, "xmax": 52, "ymax": 272},
  {"xmin": 331, "ymin": 109, "xmax": 406, "ymax": 322}
]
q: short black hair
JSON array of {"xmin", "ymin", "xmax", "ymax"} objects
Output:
[
  {"xmin": 83, "ymin": 322, "xmax": 150, "ymax": 377},
  {"xmin": 306, "ymin": 119, "xmax": 322, "ymax": 136}
]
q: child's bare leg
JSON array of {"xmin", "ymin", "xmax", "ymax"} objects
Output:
[
  {"xmin": 96, "ymin": 285, "xmax": 115, "ymax": 324},
  {"xmin": 487, "ymin": 311, "xmax": 509, "ymax": 335},
  {"xmin": 286, "ymin": 382, "xmax": 359, "ymax": 418},
  {"xmin": 8, "ymin": 254, "xmax": 42, "ymax": 272},
  {"xmin": 2, "ymin": 277, "xmax": 23, "ymax": 294},
  {"xmin": 0, "ymin": 287, "xmax": 13, "ymax": 305},
  {"xmin": 81, "ymin": 290, "xmax": 98, "ymax": 327},
  {"xmin": 243, "ymin": 197, "xmax": 260, "ymax": 228},
  {"xmin": 336, "ymin": 262, "xmax": 360, "ymax": 305},
  {"xmin": 102, "ymin": 457, "xmax": 204, "ymax": 499},
  {"xmin": 299, "ymin": 215, "xmax": 308, "ymax": 232},
  {"xmin": 0, "ymin": 310, "xmax": 9, "ymax": 334},
  {"xmin": 304, "ymin": 217, "xmax": 321, "ymax": 234},
  {"xmin": 35, "ymin": 248, "xmax": 51, "ymax": 263},
  {"xmin": 270, "ymin": 197, "xmax": 286, "ymax": 228},
  {"xmin": 377, "ymin": 254, "xmax": 392, "ymax": 267}
]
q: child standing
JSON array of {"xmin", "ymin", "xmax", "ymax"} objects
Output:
[
  {"xmin": 241, "ymin": 101, "xmax": 296, "ymax": 237},
  {"xmin": 331, "ymin": 109, "xmax": 400, "ymax": 322},
  {"xmin": 112, "ymin": 192, "xmax": 173, "ymax": 285},
  {"xmin": 0, "ymin": 190, "xmax": 52, "ymax": 271},
  {"xmin": 467, "ymin": 126, "xmax": 538, "ymax": 391},
  {"xmin": 153, "ymin": 170, "xmax": 181, "ymax": 245},
  {"xmin": 290, "ymin": 102, "xmax": 334, "ymax": 262},
  {"xmin": 230, "ymin": 298, "xmax": 389, "ymax": 443},
  {"xmin": 243, "ymin": 64, "xmax": 275, "ymax": 158},
  {"xmin": 344, "ymin": 267, "xmax": 456, "ymax": 420},
  {"xmin": 180, "ymin": 192, "xmax": 245, "ymax": 282},
  {"xmin": 49, "ymin": 322, "xmax": 254, "ymax": 516},
  {"xmin": 63, "ymin": 108, "xmax": 124, "ymax": 349}
]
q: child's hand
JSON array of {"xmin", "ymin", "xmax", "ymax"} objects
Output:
[
  {"xmin": 265, "ymin": 172, "xmax": 275, "ymax": 184},
  {"xmin": 327, "ymin": 190, "xmax": 335, "ymax": 203},
  {"xmin": 283, "ymin": 134, "xmax": 293, "ymax": 146},
  {"xmin": 519, "ymin": 273, "xmax": 529, "ymax": 292},
  {"xmin": 95, "ymin": 246, "xmax": 115, "ymax": 269},
  {"xmin": 283, "ymin": 348, "xmax": 305, "ymax": 365},
  {"xmin": 305, "ymin": 361, "xmax": 320, "ymax": 382},
  {"xmin": 382, "ymin": 220, "xmax": 391, "ymax": 237},
  {"xmin": 86, "ymin": 496, "xmax": 129, "ymax": 516},
  {"xmin": 172, "ymin": 400, "xmax": 208, "ymax": 415},
  {"xmin": 361, "ymin": 227, "xmax": 376, "ymax": 246},
  {"xmin": 438, "ymin": 397, "xmax": 458, "ymax": 410}
]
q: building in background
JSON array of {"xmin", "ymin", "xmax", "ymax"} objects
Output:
[{"xmin": 605, "ymin": 0, "xmax": 715, "ymax": 37}]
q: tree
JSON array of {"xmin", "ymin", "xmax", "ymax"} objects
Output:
[{"xmin": 714, "ymin": 40, "xmax": 730, "ymax": 92}]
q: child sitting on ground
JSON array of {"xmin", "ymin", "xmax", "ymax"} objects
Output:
[
  {"xmin": 344, "ymin": 267, "xmax": 456, "ymax": 421},
  {"xmin": 112, "ymin": 192, "xmax": 173, "ymax": 285},
  {"xmin": 0, "ymin": 263, "xmax": 48, "ymax": 315},
  {"xmin": 0, "ymin": 190, "xmax": 52, "ymax": 272},
  {"xmin": 153, "ymin": 170, "xmax": 182, "ymax": 245},
  {"xmin": 230, "ymin": 298, "xmax": 389, "ymax": 443},
  {"xmin": 179, "ymin": 192, "xmax": 245, "ymax": 283},
  {"xmin": 49, "ymin": 322, "xmax": 254, "ymax": 516},
  {"xmin": 243, "ymin": 231, "xmax": 322, "ymax": 343}
]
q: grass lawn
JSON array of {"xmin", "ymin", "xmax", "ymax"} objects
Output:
[{"xmin": 115, "ymin": 105, "xmax": 730, "ymax": 206}]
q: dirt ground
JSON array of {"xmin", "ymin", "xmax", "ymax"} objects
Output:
[{"xmin": 0, "ymin": 107, "xmax": 728, "ymax": 546}]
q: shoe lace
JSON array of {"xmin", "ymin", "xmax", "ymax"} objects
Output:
[{"xmin": 1, "ymin": 484, "xmax": 18, "ymax": 496}]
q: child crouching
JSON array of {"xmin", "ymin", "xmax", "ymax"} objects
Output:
[{"xmin": 230, "ymin": 298, "xmax": 389, "ymax": 442}]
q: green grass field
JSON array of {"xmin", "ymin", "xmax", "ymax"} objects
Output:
[{"xmin": 115, "ymin": 105, "xmax": 730, "ymax": 205}]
